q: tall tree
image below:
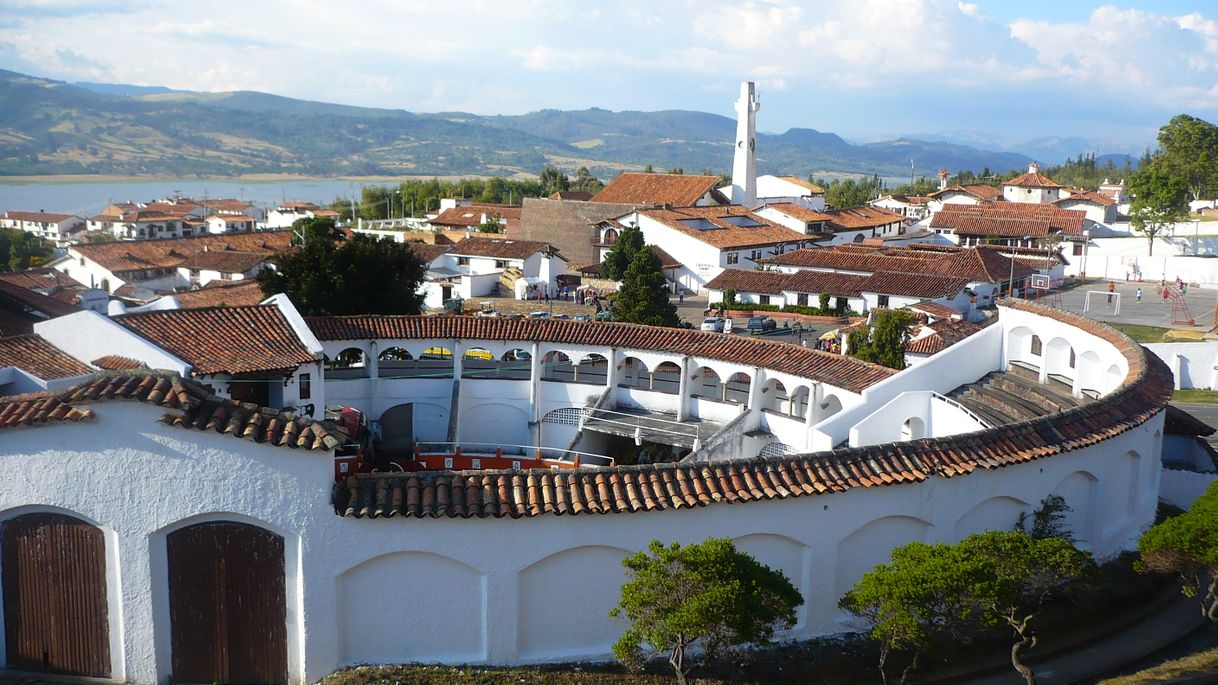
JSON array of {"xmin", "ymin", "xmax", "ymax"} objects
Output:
[
  {"xmin": 611, "ymin": 538, "xmax": 802, "ymax": 685},
  {"xmin": 258, "ymin": 218, "xmax": 427, "ymax": 315},
  {"xmin": 1156, "ymin": 114, "xmax": 1218, "ymax": 201},
  {"xmin": 612, "ymin": 247, "xmax": 679, "ymax": 327},
  {"xmin": 1128, "ymin": 163, "xmax": 1189, "ymax": 256},
  {"xmin": 539, "ymin": 165, "xmax": 570, "ymax": 195},
  {"xmin": 572, "ymin": 166, "xmax": 604, "ymax": 194},
  {"xmin": 849, "ymin": 309, "xmax": 915, "ymax": 370},
  {"xmin": 1139, "ymin": 480, "xmax": 1218, "ymax": 621},
  {"xmin": 600, "ymin": 223, "xmax": 645, "ymax": 282},
  {"xmin": 0, "ymin": 229, "xmax": 52, "ymax": 272}
]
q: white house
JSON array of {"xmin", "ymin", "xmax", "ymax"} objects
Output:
[
  {"xmin": 721, "ymin": 175, "xmax": 827, "ymax": 211},
  {"xmin": 597, "ymin": 205, "xmax": 812, "ymax": 294},
  {"xmin": 264, "ymin": 202, "xmax": 342, "ymax": 230},
  {"xmin": 0, "ymin": 210, "xmax": 86, "ymax": 245},
  {"xmin": 175, "ymin": 250, "xmax": 271, "ymax": 287},
  {"xmin": 870, "ymin": 194, "xmax": 930, "ymax": 221},
  {"xmin": 759, "ymin": 204, "xmax": 907, "ymax": 246},
  {"xmin": 926, "ymin": 183, "xmax": 1004, "ymax": 214},
  {"xmin": 205, "ymin": 214, "xmax": 256, "ymax": 234},
  {"xmin": 440, "ymin": 237, "xmax": 567, "ymax": 301},
  {"xmin": 1055, "ymin": 191, "xmax": 1118, "ymax": 226},
  {"xmin": 1003, "ymin": 163, "xmax": 1065, "ymax": 204}
]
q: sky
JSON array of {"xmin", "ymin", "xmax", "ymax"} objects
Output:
[{"xmin": 3, "ymin": 0, "xmax": 1218, "ymax": 149}]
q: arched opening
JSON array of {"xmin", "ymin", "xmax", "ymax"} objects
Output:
[
  {"xmin": 378, "ymin": 346, "xmax": 413, "ymax": 362},
  {"xmin": 326, "ymin": 347, "xmax": 369, "ymax": 378},
  {"xmin": 1043, "ymin": 337, "xmax": 1074, "ymax": 389},
  {"xmin": 167, "ymin": 521, "xmax": 287, "ymax": 685},
  {"xmin": 652, "ymin": 361, "xmax": 682, "ymax": 395},
  {"xmin": 1105, "ymin": 363, "xmax": 1124, "ymax": 392},
  {"xmin": 2, "ymin": 512, "xmax": 110, "ymax": 677},
  {"xmin": 762, "ymin": 379, "xmax": 788, "ymax": 413},
  {"xmin": 417, "ymin": 346, "xmax": 454, "ymax": 378},
  {"xmin": 379, "ymin": 403, "xmax": 414, "ymax": 457},
  {"xmin": 461, "ymin": 347, "xmax": 496, "ymax": 379},
  {"xmin": 1076, "ymin": 350, "xmax": 1103, "ymax": 397},
  {"xmin": 820, "ymin": 393, "xmax": 843, "ymax": 420},
  {"xmin": 789, "ymin": 386, "xmax": 810, "ymax": 419},
  {"xmin": 541, "ymin": 351, "xmax": 575, "ymax": 382},
  {"xmin": 602, "ymin": 228, "xmax": 619, "ymax": 245},
  {"xmin": 852, "ymin": 234, "xmax": 865, "ymax": 243},
  {"xmin": 724, "ymin": 372, "xmax": 751, "ymax": 404},
  {"xmin": 691, "ymin": 366, "xmax": 722, "ymax": 400},
  {"xmin": 377, "ymin": 347, "xmax": 414, "ymax": 379},
  {"xmin": 900, "ymin": 416, "xmax": 925, "ymax": 440},
  {"xmin": 1005, "ymin": 326, "xmax": 1037, "ymax": 376},
  {"xmin": 576, "ymin": 353, "xmax": 609, "ymax": 385},
  {"xmin": 617, "ymin": 357, "xmax": 649, "ymax": 389},
  {"xmin": 499, "ymin": 348, "xmax": 532, "ymax": 380}
]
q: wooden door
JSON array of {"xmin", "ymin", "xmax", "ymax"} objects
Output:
[
  {"xmin": 2, "ymin": 513, "xmax": 110, "ymax": 677},
  {"xmin": 167, "ymin": 522, "xmax": 286, "ymax": 684}
]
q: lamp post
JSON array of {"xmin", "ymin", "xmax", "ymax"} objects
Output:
[{"xmin": 1080, "ymin": 229, "xmax": 1090, "ymax": 283}]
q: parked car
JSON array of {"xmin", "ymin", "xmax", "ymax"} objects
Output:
[
  {"xmin": 527, "ymin": 311, "xmax": 550, "ymax": 319},
  {"xmin": 747, "ymin": 315, "xmax": 777, "ymax": 333},
  {"xmin": 551, "ymin": 313, "xmax": 571, "ymax": 320},
  {"xmin": 573, "ymin": 314, "xmax": 592, "ymax": 322},
  {"xmin": 700, "ymin": 317, "xmax": 725, "ymax": 332},
  {"xmin": 594, "ymin": 310, "xmax": 614, "ymax": 321}
]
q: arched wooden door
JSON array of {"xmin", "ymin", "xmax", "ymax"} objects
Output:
[
  {"xmin": 167, "ymin": 522, "xmax": 286, "ymax": 684},
  {"xmin": 2, "ymin": 513, "xmax": 110, "ymax": 677}
]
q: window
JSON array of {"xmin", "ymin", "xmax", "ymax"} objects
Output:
[
  {"xmin": 1073, "ymin": 243, "xmax": 1084, "ymax": 256},
  {"xmin": 299, "ymin": 373, "xmax": 311, "ymax": 399},
  {"xmin": 796, "ymin": 293, "xmax": 808, "ymax": 306},
  {"xmin": 495, "ymin": 260, "xmax": 507, "ymax": 269},
  {"xmin": 1069, "ymin": 349, "xmax": 1076, "ymax": 369},
  {"xmin": 759, "ymin": 295, "xmax": 771, "ymax": 305},
  {"xmin": 1030, "ymin": 335, "xmax": 1042, "ymax": 355},
  {"xmin": 457, "ymin": 257, "xmax": 470, "ymax": 266},
  {"xmin": 750, "ymin": 249, "xmax": 761, "ymax": 260},
  {"xmin": 878, "ymin": 294, "xmax": 890, "ymax": 307},
  {"xmin": 726, "ymin": 252, "xmax": 739, "ymax": 265}
]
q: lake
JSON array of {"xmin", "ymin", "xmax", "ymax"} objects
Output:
[{"xmin": 0, "ymin": 178, "xmax": 394, "ymax": 216}]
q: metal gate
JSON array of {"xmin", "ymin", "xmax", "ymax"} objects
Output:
[
  {"xmin": 1, "ymin": 513, "xmax": 110, "ymax": 677},
  {"xmin": 167, "ymin": 522, "xmax": 287, "ymax": 685}
]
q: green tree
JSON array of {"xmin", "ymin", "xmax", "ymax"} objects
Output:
[
  {"xmin": 572, "ymin": 166, "xmax": 604, "ymax": 194},
  {"xmin": 611, "ymin": 538, "xmax": 802, "ymax": 685},
  {"xmin": 477, "ymin": 213, "xmax": 504, "ymax": 233},
  {"xmin": 957, "ymin": 531, "xmax": 1095, "ymax": 685},
  {"xmin": 849, "ymin": 309, "xmax": 915, "ymax": 370},
  {"xmin": 1139, "ymin": 480, "xmax": 1218, "ymax": 621},
  {"xmin": 841, "ymin": 541, "xmax": 984, "ymax": 685},
  {"xmin": 822, "ymin": 175, "xmax": 885, "ymax": 209},
  {"xmin": 612, "ymin": 248, "xmax": 679, "ymax": 327},
  {"xmin": 1128, "ymin": 163, "xmax": 1189, "ymax": 256},
  {"xmin": 818, "ymin": 292, "xmax": 831, "ymax": 312},
  {"xmin": 1156, "ymin": 114, "xmax": 1218, "ymax": 201},
  {"xmin": 600, "ymin": 224, "xmax": 646, "ymax": 282},
  {"xmin": 257, "ymin": 218, "xmax": 427, "ymax": 315},
  {"xmin": 1015, "ymin": 495, "xmax": 1073, "ymax": 541},
  {"xmin": 0, "ymin": 229, "xmax": 53, "ymax": 272},
  {"xmin": 539, "ymin": 165, "xmax": 570, "ymax": 195}
]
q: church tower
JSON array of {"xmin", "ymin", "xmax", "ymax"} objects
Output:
[{"xmin": 731, "ymin": 81, "xmax": 760, "ymax": 207}]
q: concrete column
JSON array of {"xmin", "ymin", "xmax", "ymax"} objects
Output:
[
  {"xmin": 803, "ymin": 383, "xmax": 818, "ymax": 450},
  {"xmin": 368, "ymin": 341, "xmax": 379, "ymax": 417},
  {"xmin": 747, "ymin": 367, "xmax": 764, "ymax": 413},
  {"xmin": 451, "ymin": 339, "xmax": 463, "ymax": 443},
  {"xmin": 530, "ymin": 342, "xmax": 542, "ymax": 425},
  {"xmin": 608, "ymin": 348, "xmax": 621, "ymax": 407},
  {"xmin": 483, "ymin": 572, "xmax": 519, "ymax": 664},
  {"xmin": 677, "ymin": 355, "xmax": 690, "ymax": 421}
]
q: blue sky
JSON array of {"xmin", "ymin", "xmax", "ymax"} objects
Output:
[{"xmin": 2, "ymin": 1, "xmax": 1217, "ymax": 149}]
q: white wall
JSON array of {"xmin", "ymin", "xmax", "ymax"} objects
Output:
[
  {"xmin": 1159, "ymin": 468, "xmax": 1218, "ymax": 509},
  {"xmin": 1144, "ymin": 342, "xmax": 1218, "ymax": 390},
  {"xmin": 35, "ymin": 311, "xmax": 190, "ymax": 373},
  {"xmin": 849, "ymin": 391, "xmax": 986, "ymax": 447}
]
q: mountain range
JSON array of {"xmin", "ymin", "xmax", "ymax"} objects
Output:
[{"xmin": 0, "ymin": 68, "xmax": 1130, "ymax": 181}]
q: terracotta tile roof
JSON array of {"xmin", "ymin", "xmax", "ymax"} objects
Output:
[
  {"xmin": 761, "ymin": 247, "xmax": 937, "ymax": 274},
  {"xmin": 704, "ymin": 269, "xmax": 792, "ymax": 296},
  {"xmin": 69, "ymin": 231, "xmax": 292, "ymax": 274},
  {"xmin": 0, "ymin": 268, "xmax": 87, "ymax": 303},
  {"xmin": 905, "ymin": 319, "xmax": 984, "ymax": 355},
  {"xmin": 909, "ymin": 300, "xmax": 962, "ymax": 319},
  {"xmin": 406, "ymin": 243, "xmax": 452, "ymax": 264},
  {"xmin": 925, "ymin": 247, "xmax": 1034, "ymax": 282},
  {"xmin": 0, "ymin": 280, "xmax": 80, "ymax": 318},
  {"xmin": 1164, "ymin": 404, "xmax": 1215, "ymax": 437},
  {"xmin": 823, "ymin": 206, "xmax": 905, "ymax": 231},
  {"xmin": 0, "ymin": 334, "xmax": 92, "ymax": 379},
  {"xmin": 448, "ymin": 237, "xmax": 558, "ymax": 260},
  {"xmin": 783, "ymin": 271, "xmax": 868, "ymax": 297},
  {"xmin": 430, "ymin": 205, "xmax": 523, "ymax": 230},
  {"xmin": 549, "ymin": 191, "xmax": 594, "ymax": 201},
  {"xmin": 0, "ymin": 372, "xmax": 344, "ymax": 450},
  {"xmin": 861, "ymin": 271, "xmax": 969, "ymax": 299},
  {"xmin": 1055, "ymin": 191, "xmax": 1115, "ymax": 207},
  {"xmin": 335, "ymin": 300, "xmax": 1172, "ymax": 519},
  {"xmin": 592, "ymin": 173, "xmax": 724, "ymax": 206},
  {"xmin": 1006, "ymin": 171, "xmax": 1062, "ymax": 188},
  {"xmin": 575, "ymin": 245, "xmax": 682, "ymax": 276},
  {"xmin": 4, "ymin": 211, "xmax": 79, "ymax": 223},
  {"xmin": 171, "ymin": 281, "xmax": 266, "ymax": 309},
  {"xmin": 177, "ymin": 250, "xmax": 269, "ymax": 274},
  {"xmin": 776, "ymin": 176, "xmax": 825, "ymax": 193},
  {"xmin": 930, "ymin": 203, "xmax": 1085, "ymax": 238},
  {"xmin": 637, "ymin": 205, "xmax": 806, "ymax": 250},
  {"xmin": 930, "ymin": 184, "xmax": 1003, "ymax": 201},
  {"xmin": 90, "ymin": 355, "xmax": 147, "ymax": 371},
  {"xmin": 764, "ymin": 203, "xmax": 833, "ymax": 223},
  {"xmin": 116, "ymin": 304, "xmax": 318, "ymax": 375},
  {"xmin": 305, "ymin": 315, "xmax": 896, "ymax": 393}
]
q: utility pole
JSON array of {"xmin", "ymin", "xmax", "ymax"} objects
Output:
[{"xmin": 910, "ymin": 159, "xmax": 915, "ymax": 189}]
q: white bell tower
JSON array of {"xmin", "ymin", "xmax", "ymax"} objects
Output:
[{"xmin": 731, "ymin": 81, "xmax": 759, "ymax": 207}]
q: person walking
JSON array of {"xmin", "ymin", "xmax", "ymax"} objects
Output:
[
  {"xmin": 1136, "ymin": 287, "xmax": 1142, "ymax": 303},
  {"xmin": 1107, "ymin": 282, "xmax": 1115, "ymax": 305}
]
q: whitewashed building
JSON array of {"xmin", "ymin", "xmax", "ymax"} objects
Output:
[{"xmin": 0, "ymin": 211, "xmax": 86, "ymax": 245}]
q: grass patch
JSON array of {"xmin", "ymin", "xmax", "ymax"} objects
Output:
[
  {"xmin": 1099, "ymin": 645, "xmax": 1218, "ymax": 684},
  {"xmin": 1173, "ymin": 388, "xmax": 1218, "ymax": 404},
  {"xmin": 571, "ymin": 138, "xmax": 605, "ymax": 149},
  {"xmin": 1110, "ymin": 323, "xmax": 1174, "ymax": 343}
]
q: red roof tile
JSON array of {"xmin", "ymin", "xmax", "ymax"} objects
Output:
[
  {"xmin": 449, "ymin": 237, "xmax": 558, "ymax": 260},
  {"xmin": 929, "ymin": 184, "xmax": 1003, "ymax": 201},
  {"xmin": 636, "ymin": 205, "xmax": 807, "ymax": 250},
  {"xmin": 90, "ymin": 355, "xmax": 147, "ymax": 371},
  {"xmin": 171, "ymin": 281, "xmax": 267, "ymax": 309},
  {"xmin": 70, "ymin": 231, "xmax": 292, "ymax": 274},
  {"xmin": 0, "ymin": 334, "xmax": 92, "ymax": 379},
  {"xmin": 861, "ymin": 271, "xmax": 969, "ymax": 299},
  {"xmin": 336, "ymin": 300, "xmax": 1172, "ymax": 519},
  {"xmin": 304, "ymin": 315, "xmax": 896, "ymax": 394},
  {"xmin": 4, "ymin": 210, "xmax": 79, "ymax": 223},
  {"xmin": 177, "ymin": 250, "xmax": 269, "ymax": 274},
  {"xmin": 592, "ymin": 173, "xmax": 724, "ymax": 206},
  {"xmin": 1006, "ymin": 171, "xmax": 1062, "ymax": 188},
  {"xmin": 116, "ymin": 304, "xmax": 318, "ymax": 375},
  {"xmin": 930, "ymin": 203, "xmax": 1085, "ymax": 238}
]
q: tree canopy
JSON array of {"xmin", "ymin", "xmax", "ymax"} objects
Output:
[
  {"xmin": 1139, "ymin": 480, "xmax": 1218, "ymax": 622},
  {"xmin": 1128, "ymin": 162, "xmax": 1189, "ymax": 256},
  {"xmin": 1156, "ymin": 114, "xmax": 1218, "ymax": 201},
  {"xmin": 611, "ymin": 538, "xmax": 803, "ymax": 685},
  {"xmin": 843, "ymin": 530, "xmax": 1094, "ymax": 685},
  {"xmin": 257, "ymin": 217, "xmax": 427, "ymax": 316},
  {"xmin": 600, "ymin": 223, "xmax": 646, "ymax": 282},
  {"xmin": 611, "ymin": 246, "xmax": 679, "ymax": 327},
  {"xmin": 848, "ymin": 309, "xmax": 916, "ymax": 370},
  {"xmin": 817, "ymin": 175, "xmax": 885, "ymax": 209},
  {"xmin": 0, "ymin": 229, "xmax": 53, "ymax": 272}
]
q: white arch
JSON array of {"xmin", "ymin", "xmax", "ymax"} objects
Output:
[
  {"xmin": 900, "ymin": 416, "xmax": 925, "ymax": 441},
  {"xmin": 762, "ymin": 378, "xmax": 789, "ymax": 413},
  {"xmin": 952, "ymin": 495, "xmax": 1030, "ymax": 538},
  {"xmin": 820, "ymin": 393, "xmax": 843, "ymax": 420},
  {"xmin": 835, "ymin": 515, "xmax": 932, "ymax": 598},
  {"xmin": 1006, "ymin": 325, "xmax": 1036, "ymax": 367},
  {"xmin": 1043, "ymin": 337, "xmax": 1074, "ymax": 382},
  {"xmin": 1051, "ymin": 470, "xmax": 1099, "ymax": 549}
]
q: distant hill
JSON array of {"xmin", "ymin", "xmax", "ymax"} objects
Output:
[{"xmin": 0, "ymin": 68, "xmax": 1039, "ymax": 179}]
